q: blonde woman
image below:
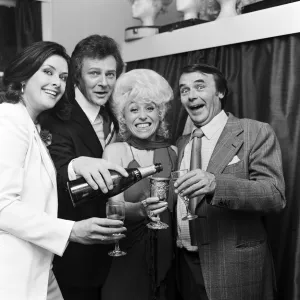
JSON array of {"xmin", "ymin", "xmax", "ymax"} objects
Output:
[{"xmin": 102, "ymin": 69, "xmax": 177, "ymax": 300}]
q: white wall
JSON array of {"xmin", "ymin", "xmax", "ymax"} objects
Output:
[{"xmin": 51, "ymin": 0, "xmax": 179, "ymax": 55}]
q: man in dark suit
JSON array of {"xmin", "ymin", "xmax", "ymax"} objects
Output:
[
  {"xmin": 173, "ymin": 63, "xmax": 286, "ymax": 300},
  {"xmin": 43, "ymin": 35, "xmax": 128, "ymax": 300}
]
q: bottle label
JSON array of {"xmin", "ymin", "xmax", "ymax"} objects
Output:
[{"xmin": 133, "ymin": 169, "xmax": 142, "ymax": 181}]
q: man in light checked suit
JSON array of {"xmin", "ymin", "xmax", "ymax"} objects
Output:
[{"xmin": 173, "ymin": 63, "xmax": 286, "ymax": 300}]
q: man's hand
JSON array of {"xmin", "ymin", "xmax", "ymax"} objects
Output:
[
  {"xmin": 141, "ymin": 197, "xmax": 168, "ymax": 220},
  {"xmin": 69, "ymin": 218, "xmax": 126, "ymax": 245},
  {"xmin": 173, "ymin": 169, "xmax": 216, "ymax": 199},
  {"xmin": 73, "ymin": 157, "xmax": 128, "ymax": 193}
]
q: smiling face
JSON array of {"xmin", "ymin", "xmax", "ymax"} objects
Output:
[
  {"xmin": 78, "ymin": 55, "xmax": 117, "ymax": 106},
  {"xmin": 124, "ymin": 100, "xmax": 160, "ymax": 141},
  {"xmin": 179, "ymin": 71, "xmax": 223, "ymax": 127},
  {"xmin": 23, "ymin": 55, "xmax": 68, "ymax": 120}
]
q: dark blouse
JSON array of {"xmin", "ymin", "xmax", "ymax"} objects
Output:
[{"xmin": 102, "ymin": 145, "xmax": 177, "ymax": 300}]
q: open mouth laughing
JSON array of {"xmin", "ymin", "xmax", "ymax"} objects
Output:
[
  {"xmin": 189, "ymin": 103, "xmax": 205, "ymax": 112},
  {"xmin": 136, "ymin": 122, "xmax": 152, "ymax": 130}
]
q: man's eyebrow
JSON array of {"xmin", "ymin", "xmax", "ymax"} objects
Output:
[
  {"xmin": 179, "ymin": 79, "xmax": 205, "ymax": 88},
  {"xmin": 194, "ymin": 79, "xmax": 205, "ymax": 84},
  {"xmin": 179, "ymin": 83, "xmax": 188, "ymax": 88}
]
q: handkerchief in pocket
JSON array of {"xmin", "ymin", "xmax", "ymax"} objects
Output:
[{"xmin": 228, "ymin": 155, "xmax": 240, "ymax": 165}]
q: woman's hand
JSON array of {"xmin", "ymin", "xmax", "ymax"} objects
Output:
[
  {"xmin": 69, "ymin": 218, "xmax": 126, "ymax": 245},
  {"xmin": 141, "ymin": 197, "xmax": 168, "ymax": 221}
]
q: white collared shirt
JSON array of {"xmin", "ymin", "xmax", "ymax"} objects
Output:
[
  {"xmin": 177, "ymin": 110, "xmax": 228, "ymax": 251},
  {"xmin": 75, "ymin": 87, "xmax": 101, "ymax": 124},
  {"xmin": 68, "ymin": 88, "xmax": 103, "ymax": 180}
]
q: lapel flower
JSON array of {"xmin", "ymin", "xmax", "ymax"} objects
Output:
[{"xmin": 40, "ymin": 129, "xmax": 52, "ymax": 147}]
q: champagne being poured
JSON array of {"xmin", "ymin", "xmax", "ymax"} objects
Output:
[{"xmin": 67, "ymin": 163, "xmax": 163, "ymax": 207}]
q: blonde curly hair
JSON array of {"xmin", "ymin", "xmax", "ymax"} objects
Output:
[{"xmin": 111, "ymin": 69, "xmax": 173, "ymax": 141}]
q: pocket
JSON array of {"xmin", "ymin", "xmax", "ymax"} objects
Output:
[
  {"xmin": 236, "ymin": 239, "xmax": 265, "ymax": 250},
  {"xmin": 223, "ymin": 160, "xmax": 244, "ymax": 174}
]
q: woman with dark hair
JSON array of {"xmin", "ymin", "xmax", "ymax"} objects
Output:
[
  {"xmin": 0, "ymin": 41, "xmax": 126, "ymax": 300},
  {"xmin": 1, "ymin": 41, "xmax": 73, "ymax": 121},
  {"xmin": 102, "ymin": 69, "xmax": 177, "ymax": 300}
]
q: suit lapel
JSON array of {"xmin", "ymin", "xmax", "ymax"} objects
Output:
[
  {"xmin": 33, "ymin": 126, "xmax": 56, "ymax": 187},
  {"xmin": 206, "ymin": 113, "xmax": 244, "ymax": 174},
  {"xmin": 71, "ymin": 100, "xmax": 103, "ymax": 157},
  {"xmin": 194, "ymin": 114, "xmax": 244, "ymax": 243}
]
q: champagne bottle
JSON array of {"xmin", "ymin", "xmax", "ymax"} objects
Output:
[{"xmin": 67, "ymin": 163, "xmax": 163, "ymax": 207}]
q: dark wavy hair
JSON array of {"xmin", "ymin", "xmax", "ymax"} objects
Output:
[
  {"xmin": 71, "ymin": 34, "xmax": 124, "ymax": 86},
  {"xmin": 1, "ymin": 41, "xmax": 71, "ymax": 120},
  {"xmin": 181, "ymin": 63, "xmax": 228, "ymax": 109}
]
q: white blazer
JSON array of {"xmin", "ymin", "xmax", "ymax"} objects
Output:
[{"xmin": 0, "ymin": 102, "xmax": 74, "ymax": 300}]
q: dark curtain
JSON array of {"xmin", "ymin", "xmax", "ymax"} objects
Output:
[
  {"xmin": 0, "ymin": 6, "xmax": 17, "ymax": 71},
  {"xmin": 127, "ymin": 33, "xmax": 300, "ymax": 299},
  {"xmin": 15, "ymin": 0, "xmax": 42, "ymax": 52},
  {"xmin": 0, "ymin": 0, "xmax": 41, "ymax": 93}
]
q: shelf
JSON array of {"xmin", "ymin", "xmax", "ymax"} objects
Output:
[
  {"xmin": 122, "ymin": 1, "xmax": 300, "ymax": 62},
  {"xmin": 0, "ymin": 0, "xmax": 15, "ymax": 7}
]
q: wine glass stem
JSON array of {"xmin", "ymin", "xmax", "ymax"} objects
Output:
[
  {"xmin": 114, "ymin": 240, "xmax": 120, "ymax": 252},
  {"xmin": 184, "ymin": 198, "xmax": 192, "ymax": 216}
]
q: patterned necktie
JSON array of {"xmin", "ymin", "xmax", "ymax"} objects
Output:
[
  {"xmin": 93, "ymin": 114, "xmax": 105, "ymax": 149},
  {"xmin": 189, "ymin": 128, "xmax": 204, "ymax": 213},
  {"xmin": 189, "ymin": 128, "xmax": 204, "ymax": 247}
]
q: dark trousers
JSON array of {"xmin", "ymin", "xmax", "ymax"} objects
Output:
[
  {"xmin": 178, "ymin": 248, "xmax": 209, "ymax": 300},
  {"xmin": 57, "ymin": 283, "xmax": 102, "ymax": 300}
]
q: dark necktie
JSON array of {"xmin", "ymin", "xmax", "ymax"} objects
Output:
[
  {"xmin": 189, "ymin": 128, "xmax": 204, "ymax": 246},
  {"xmin": 93, "ymin": 108, "xmax": 114, "ymax": 149},
  {"xmin": 101, "ymin": 107, "xmax": 115, "ymax": 146},
  {"xmin": 93, "ymin": 114, "xmax": 105, "ymax": 148}
]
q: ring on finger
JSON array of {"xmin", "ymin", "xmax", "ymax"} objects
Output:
[
  {"xmin": 148, "ymin": 210, "xmax": 154, "ymax": 218},
  {"xmin": 141, "ymin": 200, "xmax": 147, "ymax": 208}
]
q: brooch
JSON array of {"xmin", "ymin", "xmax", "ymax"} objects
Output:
[{"xmin": 40, "ymin": 129, "xmax": 52, "ymax": 147}]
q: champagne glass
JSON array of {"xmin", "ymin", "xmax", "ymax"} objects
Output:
[
  {"xmin": 146, "ymin": 177, "xmax": 170, "ymax": 230},
  {"xmin": 106, "ymin": 200, "xmax": 127, "ymax": 257},
  {"xmin": 171, "ymin": 170, "xmax": 198, "ymax": 221}
]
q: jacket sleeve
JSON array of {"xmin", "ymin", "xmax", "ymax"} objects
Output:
[
  {"xmin": 209, "ymin": 122, "xmax": 286, "ymax": 214},
  {"xmin": 0, "ymin": 110, "xmax": 74, "ymax": 256}
]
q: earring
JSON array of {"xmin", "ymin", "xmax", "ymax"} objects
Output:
[{"xmin": 21, "ymin": 83, "xmax": 25, "ymax": 94}]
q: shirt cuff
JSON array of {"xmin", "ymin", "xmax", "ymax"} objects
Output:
[{"xmin": 68, "ymin": 159, "xmax": 79, "ymax": 181}]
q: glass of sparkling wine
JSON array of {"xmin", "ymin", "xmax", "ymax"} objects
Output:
[
  {"xmin": 146, "ymin": 177, "xmax": 170, "ymax": 230},
  {"xmin": 171, "ymin": 169, "xmax": 198, "ymax": 221},
  {"xmin": 106, "ymin": 200, "xmax": 127, "ymax": 257}
]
